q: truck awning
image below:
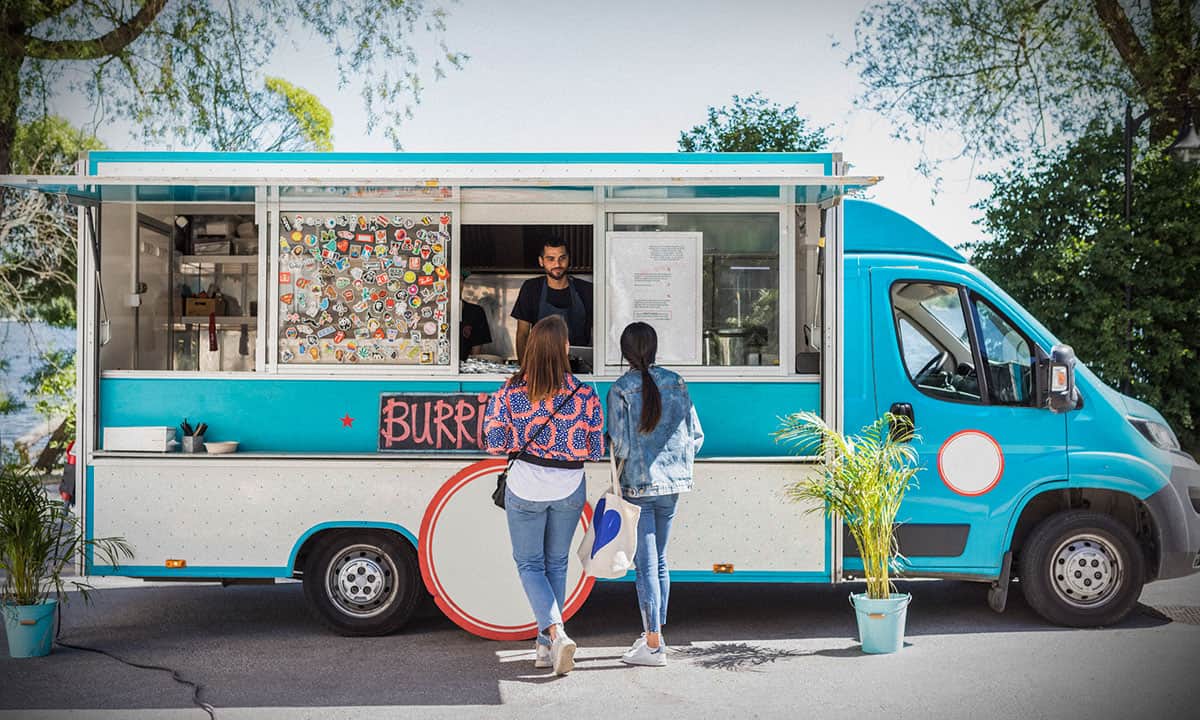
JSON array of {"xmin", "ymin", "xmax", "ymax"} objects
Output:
[{"xmin": 2, "ymin": 152, "xmax": 880, "ymax": 203}]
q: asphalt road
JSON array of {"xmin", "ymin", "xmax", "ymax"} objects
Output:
[{"xmin": 2, "ymin": 573, "xmax": 1198, "ymax": 720}]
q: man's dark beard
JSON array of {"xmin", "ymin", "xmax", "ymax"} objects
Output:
[{"xmin": 545, "ymin": 268, "xmax": 566, "ymax": 278}]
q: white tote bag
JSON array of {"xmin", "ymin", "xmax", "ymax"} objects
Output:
[{"xmin": 577, "ymin": 456, "xmax": 641, "ymax": 579}]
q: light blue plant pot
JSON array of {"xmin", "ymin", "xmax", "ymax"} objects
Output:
[
  {"xmin": 3, "ymin": 599, "xmax": 58, "ymax": 658},
  {"xmin": 850, "ymin": 592, "xmax": 911, "ymax": 654}
]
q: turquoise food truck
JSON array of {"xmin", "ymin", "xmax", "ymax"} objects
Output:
[{"xmin": 5, "ymin": 151, "xmax": 1197, "ymax": 637}]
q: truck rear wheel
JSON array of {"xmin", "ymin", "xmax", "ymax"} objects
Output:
[
  {"xmin": 1019, "ymin": 510, "xmax": 1145, "ymax": 628},
  {"xmin": 302, "ymin": 531, "xmax": 421, "ymax": 636}
]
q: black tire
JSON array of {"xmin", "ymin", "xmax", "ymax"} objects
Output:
[
  {"xmin": 302, "ymin": 530, "xmax": 422, "ymax": 636},
  {"xmin": 1019, "ymin": 510, "xmax": 1145, "ymax": 628}
]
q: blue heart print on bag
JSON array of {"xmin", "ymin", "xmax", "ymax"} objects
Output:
[{"xmin": 590, "ymin": 497, "xmax": 623, "ymax": 559}]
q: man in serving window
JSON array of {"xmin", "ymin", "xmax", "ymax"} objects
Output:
[{"xmin": 511, "ymin": 234, "xmax": 593, "ymax": 363}]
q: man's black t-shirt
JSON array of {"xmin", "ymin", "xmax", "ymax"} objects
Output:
[
  {"xmin": 459, "ymin": 300, "xmax": 493, "ymax": 361},
  {"xmin": 510, "ymin": 276, "xmax": 593, "ymax": 344}
]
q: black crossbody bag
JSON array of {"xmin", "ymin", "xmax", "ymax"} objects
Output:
[{"xmin": 493, "ymin": 382, "xmax": 583, "ymax": 509}]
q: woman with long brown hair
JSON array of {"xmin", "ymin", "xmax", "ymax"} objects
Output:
[{"xmin": 483, "ymin": 315, "xmax": 604, "ymax": 675}]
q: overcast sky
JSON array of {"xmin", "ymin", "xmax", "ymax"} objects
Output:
[{"xmin": 84, "ymin": 0, "xmax": 1002, "ymax": 249}]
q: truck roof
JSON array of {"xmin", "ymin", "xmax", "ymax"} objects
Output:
[{"xmin": 844, "ymin": 199, "xmax": 966, "ymax": 263}]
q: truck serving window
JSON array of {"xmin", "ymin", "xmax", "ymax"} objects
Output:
[
  {"xmin": 95, "ymin": 189, "xmax": 262, "ymax": 373},
  {"xmin": 607, "ymin": 212, "xmax": 780, "ymax": 367},
  {"xmin": 890, "ymin": 282, "xmax": 981, "ymax": 403}
]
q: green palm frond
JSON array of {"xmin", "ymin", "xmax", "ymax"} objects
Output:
[
  {"xmin": 775, "ymin": 411, "xmax": 921, "ymax": 599},
  {"xmin": 0, "ymin": 456, "xmax": 133, "ymax": 608}
]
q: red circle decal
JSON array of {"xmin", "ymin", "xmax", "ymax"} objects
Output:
[{"xmin": 418, "ymin": 458, "xmax": 596, "ymax": 640}]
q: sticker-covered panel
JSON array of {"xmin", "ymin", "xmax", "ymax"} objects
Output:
[{"xmin": 277, "ymin": 212, "xmax": 452, "ymax": 365}]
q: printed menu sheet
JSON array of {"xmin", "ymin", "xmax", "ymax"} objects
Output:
[
  {"xmin": 277, "ymin": 212, "xmax": 452, "ymax": 365},
  {"xmin": 606, "ymin": 231, "xmax": 703, "ymax": 365}
]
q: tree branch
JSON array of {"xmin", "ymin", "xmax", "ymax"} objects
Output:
[
  {"xmin": 21, "ymin": 0, "xmax": 167, "ymax": 61},
  {"xmin": 1091, "ymin": 0, "xmax": 1155, "ymax": 98}
]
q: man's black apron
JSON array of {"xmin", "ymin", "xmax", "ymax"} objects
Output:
[{"xmin": 537, "ymin": 277, "xmax": 588, "ymax": 346}]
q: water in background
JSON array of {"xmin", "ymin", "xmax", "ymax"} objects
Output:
[{"xmin": 0, "ymin": 319, "xmax": 76, "ymax": 448}]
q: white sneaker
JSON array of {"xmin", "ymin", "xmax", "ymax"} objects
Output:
[
  {"xmin": 534, "ymin": 642, "xmax": 552, "ymax": 669},
  {"xmin": 551, "ymin": 631, "xmax": 577, "ymax": 675},
  {"xmin": 622, "ymin": 633, "xmax": 667, "ymax": 660},
  {"xmin": 622, "ymin": 633, "xmax": 647, "ymax": 660},
  {"xmin": 621, "ymin": 640, "xmax": 666, "ymax": 667}
]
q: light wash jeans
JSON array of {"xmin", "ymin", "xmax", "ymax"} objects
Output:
[
  {"xmin": 627, "ymin": 492, "xmax": 679, "ymax": 633},
  {"xmin": 505, "ymin": 479, "xmax": 586, "ymax": 647}
]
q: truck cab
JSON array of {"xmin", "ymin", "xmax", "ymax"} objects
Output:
[{"xmin": 842, "ymin": 199, "xmax": 1200, "ymax": 626}]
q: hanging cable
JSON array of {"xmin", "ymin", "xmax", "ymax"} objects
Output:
[{"xmin": 53, "ymin": 602, "xmax": 216, "ymax": 718}]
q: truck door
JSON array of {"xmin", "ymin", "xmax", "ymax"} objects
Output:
[{"xmin": 867, "ymin": 266, "xmax": 1068, "ymax": 574}]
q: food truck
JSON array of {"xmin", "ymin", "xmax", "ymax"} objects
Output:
[{"xmin": 4, "ymin": 151, "xmax": 1198, "ymax": 636}]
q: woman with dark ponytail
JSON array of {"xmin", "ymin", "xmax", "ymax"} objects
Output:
[{"xmin": 607, "ymin": 322, "xmax": 704, "ymax": 667}]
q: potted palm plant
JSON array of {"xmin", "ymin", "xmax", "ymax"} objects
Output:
[
  {"xmin": 1, "ymin": 457, "xmax": 132, "ymax": 658},
  {"xmin": 775, "ymin": 411, "xmax": 919, "ymax": 654}
]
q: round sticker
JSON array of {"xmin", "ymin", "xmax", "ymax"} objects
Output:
[
  {"xmin": 938, "ymin": 430, "xmax": 1004, "ymax": 496},
  {"xmin": 423, "ymin": 321, "xmax": 437, "ymax": 335}
]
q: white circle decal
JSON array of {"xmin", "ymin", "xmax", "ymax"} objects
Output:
[{"xmin": 937, "ymin": 430, "xmax": 1004, "ymax": 496}]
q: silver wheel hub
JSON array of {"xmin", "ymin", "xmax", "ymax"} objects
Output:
[
  {"xmin": 325, "ymin": 544, "xmax": 397, "ymax": 618},
  {"xmin": 1050, "ymin": 533, "xmax": 1122, "ymax": 609}
]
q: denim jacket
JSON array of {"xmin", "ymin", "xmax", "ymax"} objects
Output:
[{"xmin": 607, "ymin": 366, "xmax": 704, "ymax": 498}]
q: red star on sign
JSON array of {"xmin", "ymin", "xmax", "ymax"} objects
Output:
[{"xmin": 341, "ymin": 414, "xmax": 354, "ymax": 428}]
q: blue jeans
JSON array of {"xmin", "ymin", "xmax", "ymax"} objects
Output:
[
  {"xmin": 628, "ymin": 492, "xmax": 679, "ymax": 633},
  {"xmin": 505, "ymin": 479, "xmax": 586, "ymax": 646}
]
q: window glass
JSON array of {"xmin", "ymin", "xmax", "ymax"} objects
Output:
[
  {"xmin": 973, "ymin": 298, "xmax": 1034, "ymax": 404},
  {"xmin": 277, "ymin": 211, "xmax": 452, "ymax": 366},
  {"xmin": 608, "ymin": 212, "xmax": 779, "ymax": 366},
  {"xmin": 897, "ymin": 317, "xmax": 939, "ymax": 378},
  {"xmin": 890, "ymin": 282, "xmax": 980, "ymax": 402}
]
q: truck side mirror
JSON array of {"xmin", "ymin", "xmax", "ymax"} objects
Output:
[{"xmin": 1036, "ymin": 344, "xmax": 1078, "ymax": 413}]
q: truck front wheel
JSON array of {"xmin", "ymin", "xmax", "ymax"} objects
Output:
[
  {"xmin": 302, "ymin": 531, "xmax": 421, "ymax": 636},
  {"xmin": 1019, "ymin": 511, "xmax": 1145, "ymax": 627}
]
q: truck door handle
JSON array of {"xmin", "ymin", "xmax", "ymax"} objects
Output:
[{"xmin": 888, "ymin": 402, "xmax": 915, "ymax": 442}]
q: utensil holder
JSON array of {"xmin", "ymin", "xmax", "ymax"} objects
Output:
[{"xmin": 181, "ymin": 434, "xmax": 206, "ymax": 453}]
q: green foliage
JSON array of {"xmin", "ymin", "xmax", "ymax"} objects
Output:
[
  {"xmin": 26, "ymin": 350, "xmax": 76, "ymax": 439},
  {"xmin": 0, "ymin": 456, "xmax": 132, "ymax": 607},
  {"xmin": 264, "ymin": 77, "xmax": 333, "ymax": 151},
  {"xmin": 4, "ymin": 0, "xmax": 466, "ymax": 159},
  {"xmin": 679, "ymin": 93, "xmax": 831, "ymax": 152},
  {"xmin": 775, "ymin": 412, "xmax": 920, "ymax": 599},
  {"xmin": 12, "ymin": 115, "xmax": 106, "ymax": 174},
  {"xmin": 848, "ymin": 0, "xmax": 1198, "ymax": 172},
  {"xmin": 970, "ymin": 127, "xmax": 1200, "ymax": 452},
  {"xmin": 1, "ymin": 116, "xmax": 103, "ymax": 327}
]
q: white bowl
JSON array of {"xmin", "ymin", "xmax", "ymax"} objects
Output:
[{"xmin": 204, "ymin": 441, "xmax": 239, "ymax": 454}]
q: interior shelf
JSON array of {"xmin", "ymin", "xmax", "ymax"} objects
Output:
[
  {"xmin": 175, "ymin": 315, "xmax": 258, "ymax": 326},
  {"xmin": 180, "ymin": 255, "xmax": 258, "ymax": 265}
]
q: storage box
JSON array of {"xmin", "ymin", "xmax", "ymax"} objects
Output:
[
  {"xmin": 103, "ymin": 426, "xmax": 176, "ymax": 452},
  {"xmin": 191, "ymin": 238, "xmax": 232, "ymax": 255},
  {"xmin": 201, "ymin": 220, "xmax": 234, "ymax": 236},
  {"xmin": 185, "ymin": 297, "xmax": 226, "ymax": 316}
]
